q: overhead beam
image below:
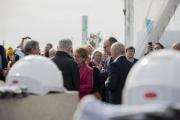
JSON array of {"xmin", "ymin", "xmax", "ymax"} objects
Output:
[
  {"xmin": 136, "ymin": 0, "xmax": 180, "ymax": 58},
  {"xmin": 124, "ymin": 0, "xmax": 134, "ymax": 47}
]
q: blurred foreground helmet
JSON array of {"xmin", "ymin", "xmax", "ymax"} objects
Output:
[
  {"xmin": 6, "ymin": 55, "xmax": 64, "ymax": 95},
  {"xmin": 123, "ymin": 50, "xmax": 180, "ymax": 105},
  {"xmin": 74, "ymin": 95, "xmax": 180, "ymax": 120}
]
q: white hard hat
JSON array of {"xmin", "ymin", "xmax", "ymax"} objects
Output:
[
  {"xmin": 6, "ymin": 55, "xmax": 64, "ymax": 95},
  {"xmin": 74, "ymin": 95, "xmax": 169, "ymax": 120},
  {"xmin": 123, "ymin": 50, "xmax": 180, "ymax": 105}
]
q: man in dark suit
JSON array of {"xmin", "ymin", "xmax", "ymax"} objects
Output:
[
  {"xmin": 52, "ymin": 39, "xmax": 80, "ymax": 91},
  {"xmin": 101, "ymin": 37, "xmax": 117, "ymax": 102},
  {"xmin": 102, "ymin": 37, "xmax": 118, "ymax": 78},
  {"xmin": 107, "ymin": 42, "xmax": 133, "ymax": 104},
  {"xmin": 125, "ymin": 46, "xmax": 138, "ymax": 65},
  {"xmin": 0, "ymin": 45, "xmax": 7, "ymax": 81}
]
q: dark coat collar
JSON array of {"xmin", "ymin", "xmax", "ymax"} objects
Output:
[{"xmin": 56, "ymin": 51, "xmax": 73, "ymax": 59}]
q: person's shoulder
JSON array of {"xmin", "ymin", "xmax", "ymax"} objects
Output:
[
  {"xmin": 55, "ymin": 52, "xmax": 73, "ymax": 60},
  {"xmin": 115, "ymin": 56, "xmax": 131, "ymax": 66},
  {"xmin": 110, "ymin": 61, "xmax": 118, "ymax": 68},
  {"xmin": 67, "ymin": 59, "xmax": 78, "ymax": 68},
  {"xmin": 122, "ymin": 56, "xmax": 131, "ymax": 62},
  {"xmin": 121, "ymin": 56, "xmax": 127, "ymax": 60},
  {"xmin": 114, "ymin": 56, "xmax": 126, "ymax": 63},
  {"xmin": 82, "ymin": 64, "xmax": 93, "ymax": 73}
]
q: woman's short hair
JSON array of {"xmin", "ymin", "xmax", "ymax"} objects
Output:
[
  {"xmin": 126, "ymin": 46, "xmax": 135, "ymax": 52},
  {"xmin": 75, "ymin": 47, "xmax": 88, "ymax": 59}
]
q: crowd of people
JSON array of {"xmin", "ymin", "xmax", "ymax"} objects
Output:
[{"xmin": 0, "ymin": 36, "xmax": 180, "ymax": 104}]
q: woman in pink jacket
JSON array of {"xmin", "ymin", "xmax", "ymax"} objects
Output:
[{"xmin": 75, "ymin": 47, "xmax": 93, "ymax": 99}]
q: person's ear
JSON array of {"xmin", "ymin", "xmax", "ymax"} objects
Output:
[
  {"xmin": 31, "ymin": 48, "xmax": 35, "ymax": 54},
  {"xmin": 69, "ymin": 47, "xmax": 73, "ymax": 53}
]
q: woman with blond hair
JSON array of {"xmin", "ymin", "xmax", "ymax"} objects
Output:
[
  {"xmin": 89, "ymin": 50, "xmax": 103, "ymax": 70},
  {"xmin": 6, "ymin": 47, "xmax": 16, "ymax": 71},
  {"xmin": 6, "ymin": 47, "xmax": 14, "ymax": 62},
  {"xmin": 74, "ymin": 47, "xmax": 93, "ymax": 99}
]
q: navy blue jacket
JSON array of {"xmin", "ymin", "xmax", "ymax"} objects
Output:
[{"xmin": 107, "ymin": 56, "xmax": 133, "ymax": 104}]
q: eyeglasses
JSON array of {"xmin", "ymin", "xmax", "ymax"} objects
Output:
[
  {"xmin": 103, "ymin": 45, "xmax": 110, "ymax": 49},
  {"xmin": 95, "ymin": 54, "xmax": 101, "ymax": 56},
  {"xmin": 75, "ymin": 55, "xmax": 82, "ymax": 58}
]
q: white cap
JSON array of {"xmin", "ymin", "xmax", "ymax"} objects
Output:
[
  {"xmin": 6, "ymin": 55, "xmax": 64, "ymax": 95},
  {"xmin": 123, "ymin": 50, "xmax": 180, "ymax": 105}
]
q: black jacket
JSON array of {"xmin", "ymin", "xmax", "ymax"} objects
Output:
[
  {"xmin": 52, "ymin": 51, "xmax": 80, "ymax": 91},
  {"xmin": 107, "ymin": 56, "xmax": 133, "ymax": 104},
  {"xmin": 0, "ymin": 46, "xmax": 7, "ymax": 81}
]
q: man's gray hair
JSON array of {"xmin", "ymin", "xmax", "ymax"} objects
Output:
[
  {"xmin": 24, "ymin": 40, "xmax": 39, "ymax": 54},
  {"xmin": 58, "ymin": 38, "xmax": 72, "ymax": 49},
  {"xmin": 111, "ymin": 42, "xmax": 125, "ymax": 54}
]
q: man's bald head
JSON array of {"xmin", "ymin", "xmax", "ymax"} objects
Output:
[{"xmin": 111, "ymin": 42, "xmax": 125, "ymax": 59}]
